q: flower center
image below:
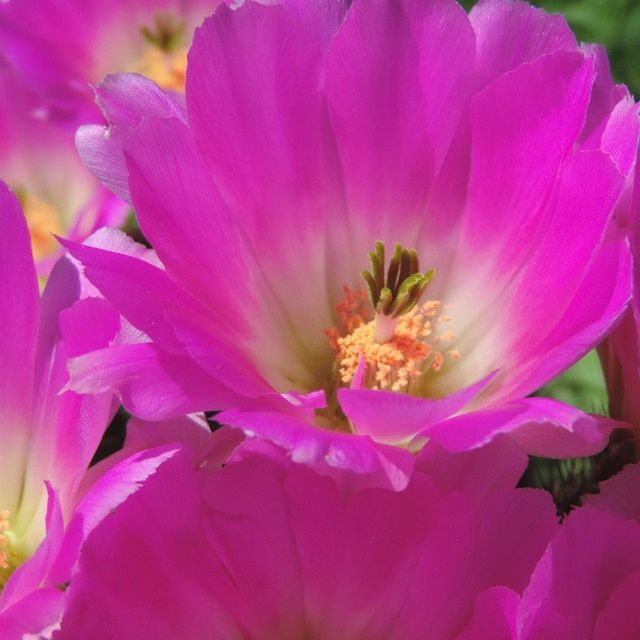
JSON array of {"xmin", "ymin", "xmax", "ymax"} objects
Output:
[
  {"xmin": 135, "ymin": 14, "xmax": 188, "ymax": 91},
  {"xmin": 0, "ymin": 510, "xmax": 22, "ymax": 590},
  {"xmin": 18, "ymin": 190, "xmax": 63, "ymax": 260},
  {"xmin": 326, "ymin": 242, "xmax": 459, "ymax": 396}
]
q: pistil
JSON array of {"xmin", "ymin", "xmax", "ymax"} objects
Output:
[
  {"xmin": 136, "ymin": 14, "xmax": 188, "ymax": 91},
  {"xmin": 362, "ymin": 242, "xmax": 435, "ymax": 343}
]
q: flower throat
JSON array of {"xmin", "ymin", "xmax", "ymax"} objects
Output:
[
  {"xmin": 321, "ymin": 242, "xmax": 458, "ymax": 430},
  {"xmin": 135, "ymin": 13, "xmax": 188, "ymax": 92}
]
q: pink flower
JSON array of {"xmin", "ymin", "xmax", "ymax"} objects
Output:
[
  {"xmin": 54, "ymin": 437, "xmax": 557, "ymax": 639},
  {"xmin": 518, "ymin": 462, "xmax": 640, "ymax": 638},
  {"xmin": 69, "ymin": 0, "xmax": 637, "ymax": 487},
  {"xmin": 0, "ymin": 181, "xmax": 119, "ymax": 627},
  {"xmin": 0, "ymin": 0, "xmax": 221, "ymax": 123},
  {"xmin": 0, "ymin": 0, "xmax": 221, "ymax": 270},
  {"xmin": 0, "ymin": 69, "xmax": 126, "ymax": 271},
  {"xmin": 599, "ymin": 158, "xmax": 640, "ymax": 448}
]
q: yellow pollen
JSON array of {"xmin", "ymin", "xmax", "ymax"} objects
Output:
[
  {"xmin": 0, "ymin": 510, "xmax": 13, "ymax": 578},
  {"xmin": 22, "ymin": 193, "xmax": 63, "ymax": 260},
  {"xmin": 328, "ymin": 289, "xmax": 458, "ymax": 393},
  {"xmin": 133, "ymin": 46, "xmax": 188, "ymax": 92}
]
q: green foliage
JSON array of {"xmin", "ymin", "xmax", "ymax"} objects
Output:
[{"xmin": 534, "ymin": 350, "xmax": 608, "ymax": 415}]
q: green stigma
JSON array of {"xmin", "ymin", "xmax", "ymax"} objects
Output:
[
  {"xmin": 362, "ymin": 241, "xmax": 435, "ymax": 318},
  {"xmin": 141, "ymin": 13, "xmax": 185, "ymax": 52}
]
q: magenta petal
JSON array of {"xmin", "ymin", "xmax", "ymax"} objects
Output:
[
  {"xmin": 593, "ymin": 571, "xmax": 640, "ymax": 640},
  {"xmin": 0, "ymin": 587, "xmax": 64, "ymax": 639},
  {"xmin": 67, "ymin": 343, "xmax": 243, "ymax": 420},
  {"xmin": 56, "ymin": 449, "xmax": 224, "ymax": 639},
  {"xmin": 124, "ymin": 117, "xmax": 256, "ymax": 329},
  {"xmin": 597, "ymin": 94, "xmax": 640, "ymax": 176},
  {"xmin": 76, "ymin": 73, "xmax": 186, "ymax": 202},
  {"xmin": 56, "ymin": 444, "xmax": 558, "ymax": 638},
  {"xmin": 500, "ymin": 152, "xmax": 626, "ymax": 365},
  {"xmin": 217, "ymin": 405, "xmax": 415, "ymax": 491},
  {"xmin": 462, "ymin": 52, "xmax": 595, "ymax": 268},
  {"xmin": 501, "ymin": 239, "xmax": 633, "ymax": 400},
  {"xmin": 168, "ymin": 322, "xmax": 271, "ymax": 398},
  {"xmin": 187, "ymin": 3, "xmax": 340, "ymax": 220},
  {"xmin": 0, "ymin": 183, "xmax": 38, "ymax": 420},
  {"xmin": 456, "ymin": 587, "xmax": 519, "ymax": 640},
  {"xmin": 519, "ymin": 508, "xmax": 640, "ymax": 639},
  {"xmin": 0, "ymin": 483, "xmax": 63, "ymax": 612},
  {"xmin": 583, "ymin": 462, "xmax": 640, "ymax": 522},
  {"xmin": 62, "ymin": 237, "xmax": 219, "ymax": 354},
  {"xmin": 124, "ymin": 414, "xmax": 211, "ymax": 454},
  {"xmin": 416, "ymin": 436, "xmax": 528, "ymax": 508},
  {"xmin": 325, "ymin": 0, "xmax": 475, "ymax": 225},
  {"xmin": 48, "ymin": 445, "xmax": 182, "ymax": 588},
  {"xmin": 58, "ymin": 297, "xmax": 120, "ymax": 358},
  {"xmin": 338, "ymin": 371, "xmax": 496, "ymax": 446},
  {"xmin": 469, "ymin": 0, "xmax": 576, "ymax": 82},
  {"xmin": 425, "ymin": 398, "xmax": 618, "ymax": 457}
]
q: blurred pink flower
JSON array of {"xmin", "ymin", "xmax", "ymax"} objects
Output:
[
  {"xmin": 0, "ymin": 70, "xmax": 126, "ymax": 271},
  {"xmin": 0, "ymin": 0, "xmax": 220, "ymax": 271},
  {"xmin": 69, "ymin": 0, "xmax": 637, "ymax": 487},
  {"xmin": 0, "ymin": 0, "xmax": 221, "ymax": 123},
  {"xmin": 54, "ymin": 437, "xmax": 557, "ymax": 639},
  {"xmin": 0, "ymin": 181, "xmax": 118, "ymax": 628}
]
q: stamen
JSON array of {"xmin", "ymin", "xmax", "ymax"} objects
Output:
[
  {"xmin": 141, "ymin": 14, "xmax": 185, "ymax": 52},
  {"xmin": 0, "ymin": 509, "xmax": 26, "ymax": 591},
  {"xmin": 18, "ymin": 191, "xmax": 63, "ymax": 260},
  {"xmin": 0, "ymin": 510, "xmax": 10, "ymax": 571},
  {"xmin": 0, "ymin": 509, "xmax": 15, "ymax": 586},
  {"xmin": 136, "ymin": 14, "xmax": 188, "ymax": 91},
  {"xmin": 332, "ymin": 299, "xmax": 457, "ymax": 392},
  {"xmin": 133, "ymin": 48, "xmax": 188, "ymax": 91},
  {"xmin": 362, "ymin": 241, "xmax": 435, "ymax": 321},
  {"xmin": 325, "ymin": 242, "xmax": 459, "ymax": 399}
]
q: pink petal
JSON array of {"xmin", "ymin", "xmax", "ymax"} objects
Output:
[
  {"xmin": 425, "ymin": 397, "xmax": 618, "ymax": 457},
  {"xmin": 0, "ymin": 483, "xmax": 63, "ymax": 612},
  {"xmin": 456, "ymin": 587, "xmax": 519, "ymax": 640},
  {"xmin": 123, "ymin": 117, "xmax": 255, "ymax": 330},
  {"xmin": 187, "ymin": 2, "xmax": 343, "ymax": 229},
  {"xmin": 415, "ymin": 436, "xmax": 529, "ymax": 508},
  {"xmin": 469, "ymin": 0, "xmax": 576, "ymax": 82},
  {"xmin": 502, "ymin": 239, "xmax": 632, "ymax": 400},
  {"xmin": 338, "ymin": 370, "xmax": 496, "ymax": 446},
  {"xmin": 324, "ymin": 0, "xmax": 475, "ymax": 242},
  {"xmin": 0, "ymin": 183, "xmax": 38, "ymax": 421},
  {"xmin": 519, "ymin": 508, "xmax": 640, "ymax": 639},
  {"xmin": 67, "ymin": 343, "xmax": 243, "ymax": 420},
  {"xmin": 217, "ymin": 404, "xmax": 415, "ymax": 491},
  {"xmin": 461, "ymin": 52, "xmax": 595, "ymax": 273},
  {"xmin": 76, "ymin": 73, "xmax": 186, "ymax": 202}
]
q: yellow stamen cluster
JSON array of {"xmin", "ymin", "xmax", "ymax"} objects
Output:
[
  {"xmin": 134, "ymin": 13, "xmax": 188, "ymax": 92},
  {"xmin": 0, "ymin": 510, "xmax": 10, "ymax": 571},
  {"xmin": 326, "ymin": 286, "xmax": 373, "ymax": 350},
  {"xmin": 133, "ymin": 47, "xmax": 188, "ymax": 92},
  {"xmin": 0, "ymin": 509, "xmax": 19, "ymax": 589},
  {"xmin": 330, "ymin": 293, "xmax": 459, "ymax": 392},
  {"xmin": 23, "ymin": 192, "xmax": 63, "ymax": 260}
]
